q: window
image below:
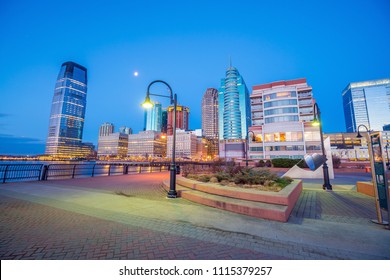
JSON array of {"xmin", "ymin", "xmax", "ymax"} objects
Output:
[
  {"xmin": 265, "ymin": 115, "xmax": 299, "ymax": 123},
  {"xmin": 264, "ymin": 99, "xmax": 297, "ymax": 108}
]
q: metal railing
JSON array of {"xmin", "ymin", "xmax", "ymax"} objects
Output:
[
  {"xmin": 0, "ymin": 161, "xmax": 224, "ymax": 183},
  {"xmin": 0, "ymin": 163, "xmax": 171, "ymax": 183},
  {"xmin": 0, "ymin": 164, "xmax": 44, "ymax": 183}
]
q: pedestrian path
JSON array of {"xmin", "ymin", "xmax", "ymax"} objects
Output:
[{"xmin": 0, "ymin": 173, "xmax": 389, "ymax": 260}]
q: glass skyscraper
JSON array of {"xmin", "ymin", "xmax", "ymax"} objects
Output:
[
  {"xmin": 45, "ymin": 61, "xmax": 89, "ymax": 158},
  {"xmin": 342, "ymin": 79, "xmax": 390, "ymax": 132},
  {"xmin": 218, "ymin": 66, "xmax": 251, "ymax": 159},
  {"xmin": 144, "ymin": 102, "xmax": 162, "ymax": 132}
]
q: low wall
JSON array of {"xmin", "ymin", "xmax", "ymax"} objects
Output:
[
  {"xmin": 165, "ymin": 176, "xmax": 302, "ymax": 222},
  {"xmin": 356, "ymin": 181, "xmax": 375, "ymax": 197}
]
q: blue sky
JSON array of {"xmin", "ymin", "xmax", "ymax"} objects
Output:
[{"xmin": 0, "ymin": 0, "xmax": 389, "ymax": 155}]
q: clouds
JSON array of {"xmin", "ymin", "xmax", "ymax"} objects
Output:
[{"xmin": 0, "ymin": 133, "xmax": 45, "ymax": 155}]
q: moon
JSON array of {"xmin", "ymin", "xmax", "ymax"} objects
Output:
[{"xmin": 133, "ymin": 71, "xmax": 139, "ymax": 77}]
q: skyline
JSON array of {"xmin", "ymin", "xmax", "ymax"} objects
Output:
[{"xmin": 1, "ymin": 0, "xmax": 389, "ymax": 155}]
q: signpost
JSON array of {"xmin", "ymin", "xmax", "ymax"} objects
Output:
[{"xmin": 369, "ymin": 132, "xmax": 390, "ymax": 226}]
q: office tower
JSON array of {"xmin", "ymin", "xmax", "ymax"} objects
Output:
[
  {"xmin": 167, "ymin": 129, "xmax": 197, "ymax": 159},
  {"xmin": 99, "ymin": 123, "xmax": 114, "ymax": 137},
  {"xmin": 202, "ymin": 88, "xmax": 219, "ymax": 158},
  {"xmin": 249, "ymin": 78, "xmax": 321, "ymax": 160},
  {"xmin": 45, "ymin": 61, "xmax": 90, "ymax": 158},
  {"xmin": 167, "ymin": 105, "xmax": 190, "ymax": 135},
  {"xmin": 97, "ymin": 132, "xmax": 129, "ymax": 158},
  {"xmin": 342, "ymin": 78, "xmax": 390, "ymax": 132},
  {"xmin": 127, "ymin": 131, "xmax": 166, "ymax": 158},
  {"xmin": 119, "ymin": 126, "xmax": 132, "ymax": 135},
  {"xmin": 145, "ymin": 102, "xmax": 162, "ymax": 131},
  {"xmin": 161, "ymin": 109, "xmax": 168, "ymax": 133},
  {"xmin": 218, "ymin": 65, "xmax": 251, "ymax": 159}
]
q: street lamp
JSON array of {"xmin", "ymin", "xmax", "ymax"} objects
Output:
[
  {"xmin": 312, "ymin": 103, "xmax": 332, "ymax": 190},
  {"xmin": 245, "ymin": 131, "xmax": 256, "ymax": 167},
  {"xmin": 142, "ymin": 80, "xmax": 178, "ymax": 198}
]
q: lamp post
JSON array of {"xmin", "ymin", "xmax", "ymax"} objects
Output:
[
  {"xmin": 356, "ymin": 124, "xmax": 385, "ymax": 224},
  {"xmin": 142, "ymin": 80, "xmax": 177, "ymax": 198},
  {"xmin": 245, "ymin": 131, "xmax": 256, "ymax": 167},
  {"xmin": 312, "ymin": 103, "xmax": 332, "ymax": 190}
]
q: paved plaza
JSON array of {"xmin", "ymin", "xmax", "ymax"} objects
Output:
[{"xmin": 0, "ymin": 172, "xmax": 389, "ymax": 260}]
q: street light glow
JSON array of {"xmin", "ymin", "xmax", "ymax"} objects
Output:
[
  {"xmin": 142, "ymin": 96, "xmax": 153, "ymax": 108},
  {"xmin": 312, "ymin": 118, "xmax": 320, "ymax": 127}
]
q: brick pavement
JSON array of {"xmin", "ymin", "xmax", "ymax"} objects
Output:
[
  {"xmin": 0, "ymin": 173, "xmax": 389, "ymax": 260},
  {"xmin": 0, "ymin": 195, "xmax": 280, "ymax": 260}
]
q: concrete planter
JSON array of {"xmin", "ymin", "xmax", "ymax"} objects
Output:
[{"xmin": 163, "ymin": 176, "xmax": 302, "ymax": 222}]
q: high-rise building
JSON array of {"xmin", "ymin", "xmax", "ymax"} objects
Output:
[
  {"xmin": 167, "ymin": 105, "xmax": 190, "ymax": 135},
  {"xmin": 167, "ymin": 129, "xmax": 197, "ymax": 159},
  {"xmin": 161, "ymin": 109, "xmax": 168, "ymax": 133},
  {"xmin": 127, "ymin": 131, "xmax": 166, "ymax": 158},
  {"xmin": 99, "ymin": 123, "xmax": 114, "ymax": 137},
  {"xmin": 119, "ymin": 126, "xmax": 132, "ymax": 135},
  {"xmin": 97, "ymin": 132, "xmax": 129, "ymax": 158},
  {"xmin": 145, "ymin": 102, "xmax": 162, "ymax": 131},
  {"xmin": 97, "ymin": 124, "xmax": 132, "ymax": 158},
  {"xmin": 248, "ymin": 78, "xmax": 321, "ymax": 160},
  {"xmin": 202, "ymin": 88, "xmax": 219, "ymax": 158},
  {"xmin": 342, "ymin": 78, "xmax": 390, "ymax": 132},
  {"xmin": 218, "ymin": 65, "xmax": 251, "ymax": 159},
  {"xmin": 45, "ymin": 61, "xmax": 92, "ymax": 158}
]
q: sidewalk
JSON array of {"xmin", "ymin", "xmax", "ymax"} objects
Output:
[{"xmin": 0, "ymin": 172, "xmax": 389, "ymax": 260}]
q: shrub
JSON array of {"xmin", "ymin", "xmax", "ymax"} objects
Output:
[
  {"xmin": 215, "ymin": 171, "xmax": 231, "ymax": 182},
  {"xmin": 198, "ymin": 174, "xmax": 211, "ymax": 182},
  {"xmin": 185, "ymin": 165, "xmax": 291, "ymax": 190},
  {"xmin": 256, "ymin": 160, "xmax": 265, "ymax": 167},
  {"xmin": 265, "ymin": 160, "xmax": 272, "ymax": 167},
  {"xmin": 271, "ymin": 158, "xmax": 308, "ymax": 168},
  {"xmin": 209, "ymin": 177, "xmax": 218, "ymax": 183}
]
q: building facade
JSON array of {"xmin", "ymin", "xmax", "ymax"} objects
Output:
[
  {"xmin": 119, "ymin": 126, "xmax": 132, "ymax": 135},
  {"xmin": 145, "ymin": 102, "xmax": 162, "ymax": 131},
  {"xmin": 99, "ymin": 123, "xmax": 114, "ymax": 137},
  {"xmin": 167, "ymin": 105, "xmax": 190, "ymax": 135},
  {"xmin": 202, "ymin": 88, "xmax": 219, "ymax": 158},
  {"xmin": 323, "ymin": 132, "xmax": 369, "ymax": 160},
  {"xmin": 342, "ymin": 78, "xmax": 390, "ymax": 132},
  {"xmin": 218, "ymin": 66, "xmax": 251, "ymax": 159},
  {"xmin": 97, "ymin": 132, "xmax": 129, "ymax": 158},
  {"xmin": 167, "ymin": 129, "xmax": 197, "ymax": 159},
  {"xmin": 248, "ymin": 78, "xmax": 321, "ymax": 160},
  {"xmin": 127, "ymin": 131, "xmax": 166, "ymax": 158},
  {"xmin": 45, "ymin": 61, "xmax": 92, "ymax": 158}
]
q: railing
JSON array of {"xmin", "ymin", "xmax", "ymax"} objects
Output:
[
  {"xmin": 0, "ymin": 161, "xmax": 224, "ymax": 183},
  {"xmin": 0, "ymin": 163, "xmax": 171, "ymax": 183},
  {"xmin": 0, "ymin": 164, "xmax": 44, "ymax": 183}
]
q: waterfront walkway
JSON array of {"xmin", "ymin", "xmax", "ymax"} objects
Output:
[{"xmin": 0, "ymin": 172, "xmax": 389, "ymax": 260}]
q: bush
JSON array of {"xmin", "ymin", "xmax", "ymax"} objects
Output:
[
  {"xmin": 271, "ymin": 158, "xmax": 308, "ymax": 168},
  {"xmin": 265, "ymin": 160, "xmax": 272, "ymax": 167},
  {"xmin": 184, "ymin": 163, "xmax": 292, "ymax": 190},
  {"xmin": 209, "ymin": 177, "xmax": 219, "ymax": 183},
  {"xmin": 215, "ymin": 171, "xmax": 231, "ymax": 182},
  {"xmin": 198, "ymin": 174, "xmax": 211, "ymax": 182},
  {"xmin": 256, "ymin": 160, "xmax": 265, "ymax": 167}
]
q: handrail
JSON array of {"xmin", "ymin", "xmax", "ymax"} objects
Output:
[{"xmin": 0, "ymin": 162, "xmax": 222, "ymax": 183}]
